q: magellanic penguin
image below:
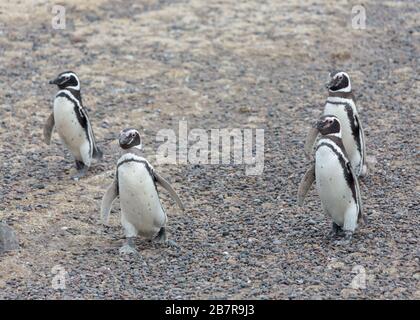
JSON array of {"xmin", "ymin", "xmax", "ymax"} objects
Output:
[
  {"xmin": 304, "ymin": 71, "xmax": 367, "ymax": 177},
  {"xmin": 43, "ymin": 71, "xmax": 103, "ymax": 180},
  {"xmin": 298, "ymin": 115, "xmax": 366, "ymax": 243},
  {"xmin": 101, "ymin": 128, "xmax": 184, "ymax": 255}
]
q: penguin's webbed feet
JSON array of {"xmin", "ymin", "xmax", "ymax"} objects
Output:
[
  {"xmin": 72, "ymin": 170, "xmax": 87, "ymax": 181},
  {"xmin": 328, "ymin": 222, "xmax": 343, "ymax": 238},
  {"xmin": 154, "ymin": 227, "xmax": 168, "ymax": 243},
  {"xmin": 334, "ymin": 230, "xmax": 353, "ymax": 245},
  {"xmin": 165, "ymin": 239, "xmax": 179, "ymax": 248},
  {"xmin": 119, "ymin": 237, "xmax": 139, "ymax": 256},
  {"xmin": 119, "ymin": 244, "xmax": 138, "ymax": 255},
  {"xmin": 73, "ymin": 161, "xmax": 88, "ymax": 181},
  {"xmin": 154, "ymin": 227, "xmax": 179, "ymax": 248}
]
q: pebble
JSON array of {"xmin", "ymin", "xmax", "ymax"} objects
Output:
[{"xmin": 0, "ymin": 223, "xmax": 19, "ymax": 253}]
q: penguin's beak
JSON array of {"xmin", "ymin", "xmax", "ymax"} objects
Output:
[
  {"xmin": 49, "ymin": 77, "xmax": 60, "ymax": 85},
  {"xmin": 119, "ymin": 134, "xmax": 132, "ymax": 148},
  {"xmin": 311, "ymin": 120, "xmax": 320, "ymax": 130},
  {"xmin": 326, "ymin": 77, "xmax": 339, "ymax": 89},
  {"xmin": 316, "ymin": 120, "xmax": 325, "ymax": 131}
]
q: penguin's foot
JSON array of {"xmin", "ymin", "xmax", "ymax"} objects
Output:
[
  {"xmin": 328, "ymin": 222, "xmax": 343, "ymax": 238},
  {"xmin": 165, "ymin": 239, "xmax": 179, "ymax": 248},
  {"xmin": 119, "ymin": 244, "xmax": 138, "ymax": 255},
  {"xmin": 154, "ymin": 227, "xmax": 179, "ymax": 248},
  {"xmin": 73, "ymin": 161, "xmax": 88, "ymax": 181},
  {"xmin": 119, "ymin": 237, "xmax": 138, "ymax": 255},
  {"xmin": 335, "ymin": 231, "xmax": 353, "ymax": 245},
  {"xmin": 72, "ymin": 169, "xmax": 87, "ymax": 181},
  {"xmin": 154, "ymin": 227, "xmax": 168, "ymax": 244}
]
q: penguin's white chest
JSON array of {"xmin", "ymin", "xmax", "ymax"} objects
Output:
[
  {"xmin": 324, "ymin": 102, "xmax": 361, "ymax": 171},
  {"xmin": 315, "ymin": 145, "xmax": 354, "ymax": 226},
  {"xmin": 118, "ymin": 162, "xmax": 166, "ymax": 238},
  {"xmin": 53, "ymin": 96, "xmax": 87, "ymax": 159}
]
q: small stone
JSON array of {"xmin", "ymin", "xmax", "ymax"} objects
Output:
[
  {"xmin": 0, "ymin": 223, "xmax": 19, "ymax": 253},
  {"xmin": 70, "ymin": 35, "xmax": 85, "ymax": 43}
]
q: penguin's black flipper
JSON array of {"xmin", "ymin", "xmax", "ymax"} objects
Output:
[
  {"xmin": 153, "ymin": 171, "xmax": 185, "ymax": 212},
  {"xmin": 354, "ymin": 114, "xmax": 367, "ymax": 177},
  {"xmin": 297, "ymin": 162, "xmax": 316, "ymax": 206},
  {"xmin": 304, "ymin": 126, "xmax": 319, "ymax": 159},
  {"xmin": 43, "ymin": 112, "xmax": 55, "ymax": 145},
  {"xmin": 101, "ymin": 177, "xmax": 119, "ymax": 224},
  {"xmin": 79, "ymin": 106, "xmax": 103, "ymax": 160}
]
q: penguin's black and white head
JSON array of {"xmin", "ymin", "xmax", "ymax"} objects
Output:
[
  {"xmin": 326, "ymin": 71, "xmax": 351, "ymax": 93},
  {"xmin": 119, "ymin": 128, "xmax": 142, "ymax": 150},
  {"xmin": 49, "ymin": 71, "xmax": 80, "ymax": 90},
  {"xmin": 316, "ymin": 115, "xmax": 341, "ymax": 137}
]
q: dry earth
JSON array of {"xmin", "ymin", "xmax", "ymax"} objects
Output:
[{"xmin": 0, "ymin": 0, "xmax": 419, "ymax": 299}]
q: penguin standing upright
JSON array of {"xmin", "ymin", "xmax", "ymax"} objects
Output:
[
  {"xmin": 305, "ymin": 71, "xmax": 367, "ymax": 177},
  {"xmin": 101, "ymin": 128, "xmax": 184, "ymax": 255},
  {"xmin": 43, "ymin": 71, "xmax": 102, "ymax": 180},
  {"xmin": 298, "ymin": 115, "xmax": 366, "ymax": 243}
]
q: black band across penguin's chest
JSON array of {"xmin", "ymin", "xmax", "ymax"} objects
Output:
[
  {"xmin": 116, "ymin": 158, "xmax": 157, "ymax": 191},
  {"xmin": 56, "ymin": 91, "xmax": 88, "ymax": 130}
]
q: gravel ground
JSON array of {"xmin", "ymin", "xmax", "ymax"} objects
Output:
[{"xmin": 0, "ymin": 0, "xmax": 419, "ymax": 299}]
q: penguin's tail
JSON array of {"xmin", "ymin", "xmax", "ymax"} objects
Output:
[
  {"xmin": 93, "ymin": 146, "xmax": 103, "ymax": 160},
  {"xmin": 359, "ymin": 213, "xmax": 368, "ymax": 225}
]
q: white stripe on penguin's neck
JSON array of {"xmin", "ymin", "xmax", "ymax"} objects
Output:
[
  {"xmin": 328, "ymin": 132, "xmax": 342, "ymax": 138},
  {"xmin": 326, "ymin": 96, "xmax": 357, "ymax": 110},
  {"xmin": 67, "ymin": 84, "xmax": 80, "ymax": 90}
]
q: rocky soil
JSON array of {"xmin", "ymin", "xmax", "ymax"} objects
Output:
[{"xmin": 0, "ymin": 0, "xmax": 418, "ymax": 299}]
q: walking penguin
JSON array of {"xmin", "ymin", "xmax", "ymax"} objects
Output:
[
  {"xmin": 43, "ymin": 71, "xmax": 102, "ymax": 180},
  {"xmin": 101, "ymin": 128, "xmax": 184, "ymax": 255}
]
